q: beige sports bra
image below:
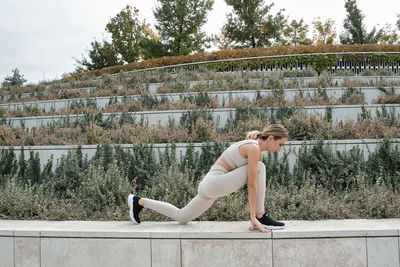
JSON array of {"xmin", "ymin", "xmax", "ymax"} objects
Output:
[{"xmin": 221, "ymin": 139, "xmax": 258, "ymax": 170}]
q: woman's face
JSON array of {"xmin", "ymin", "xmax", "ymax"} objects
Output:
[{"xmin": 265, "ymin": 136, "xmax": 287, "ymax": 153}]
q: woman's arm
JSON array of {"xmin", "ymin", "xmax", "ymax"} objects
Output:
[
  {"xmin": 245, "ymin": 144, "xmax": 269, "ymax": 233},
  {"xmin": 246, "ymin": 144, "xmax": 259, "ymax": 219}
]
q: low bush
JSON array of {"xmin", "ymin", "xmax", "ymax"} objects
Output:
[{"xmin": 0, "ymin": 140, "xmax": 399, "ymax": 220}]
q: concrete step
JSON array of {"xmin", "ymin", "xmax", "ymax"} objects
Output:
[
  {"xmin": 147, "ymin": 76, "xmax": 400, "ymax": 93},
  {"xmin": 1, "ymin": 219, "xmax": 399, "ymax": 267},
  {"xmin": 0, "ymin": 87, "xmax": 99, "ymax": 102},
  {"xmin": 3, "ymin": 104, "xmax": 400, "ymax": 129},
  {"xmin": 1, "ymin": 87, "xmax": 399, "ymax": 112},
  {"xmin": 2, "ymin": 75, "xmax": 400, "ymax": 102}
]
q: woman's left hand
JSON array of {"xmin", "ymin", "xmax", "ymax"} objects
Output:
[{"xmin": 250, "ymin": 217, "xmax": 270, "ymax": 233}]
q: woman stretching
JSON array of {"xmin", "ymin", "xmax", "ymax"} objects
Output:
[{"xmin": 128, "ymin": 124, "xmax": 288, "ymax": 233}]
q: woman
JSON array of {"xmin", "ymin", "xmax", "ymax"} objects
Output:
[{"xmin": 128, "ymin": 124, "xmax": 288, "ymax": 233}]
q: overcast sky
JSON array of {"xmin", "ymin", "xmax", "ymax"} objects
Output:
[{"xmin": 0, "ymin": 0, "xmax": 399, "ymax": 84}]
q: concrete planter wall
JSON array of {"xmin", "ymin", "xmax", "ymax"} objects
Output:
[
  {"xmin": 3, "ymin": 104, "xmax": 400, "ymax": 129},
  {"xmin": 3, "ymin": 139, "xmax": 399, "ymax": 170},
  {"xmin": 147, "ymin": 76, "xmax": 400, "ymax": 93},
  {"xmin": 2, "ymin": 87, "xmax": 399, "ymax": 112},
  {"xmin": 0, "ymin": 219, "xmax": 399, "ymax": 267},
  {"xmin": 2, "ymin": 76, "xmax": 400, "ymax": 102},
  {"xmin": 0, "ymin": 87, "xmax": 98, "ymax": 102}
]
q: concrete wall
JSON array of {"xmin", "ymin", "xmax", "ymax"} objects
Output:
[
  {"xmin": 0, "ymin": 87, "xmax": 98, "ymax": 102},
  {"xmin": 3, "ymin": 104, "xmax": 400, "ymax": 129},
  {"xmin": 2, "ymin": 139, "xmax": 399, "ymax": 170},
  {"xmin": 0, "ymin": 219, "xmax": 399, "ymax": 267},
  {"xmin": 2, "ymin": 75, "xmax": 400, "ymax": 102},
  {"xmin": 147, "ymin": 76, "xmax": 400, "ymax": 93},
  {"xmin": 2, "ymin": 87, "xmax": 399, "ymax": 112}
]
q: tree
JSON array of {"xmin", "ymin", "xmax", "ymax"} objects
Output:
[
  {"xmin": 106, "ymin": 5, "xmax": 145, "ymax": 63},
  {"xmin": 222, "ymin": 0, "xmax": 286, "ymax": 48},
  {"xmin": 1, "ymin": 68, "xmax": 27, "ymax": 88},
  {"xmin": 375, "ymin": 23, "xmax": 399, "ymax": 44},
  {"xmin": 339, "ymin": 0, "xmax": 378, "ymax": 44},
  {"xmin": 397, "ymin": 14, "xmax": 400, "ymax": 30},
  {"xmin": 153, "ymin": 0, "xmax": 214, "ymax": 56},
  {"xmin": 281, "ymin": 18, "xmax": 313, "ymax": 46},
  {"xmin": 74, "ymin": 38, "xmax": 121, "ymax": 73},
  {"xmin": 139, "ymin": 23, "xmax": 167, "ymax": 60},
  {"xmin": 212, "ymin": 33, "xmax": 235, "ymax": 50},
  {"xmin": 312, "ymin": 17, "xmax": 337, "ymax": 45}
]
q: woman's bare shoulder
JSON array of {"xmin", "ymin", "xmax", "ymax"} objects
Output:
[{"xmin": 239, "ymin": 141, "xmax": 260, "ymax": 158}]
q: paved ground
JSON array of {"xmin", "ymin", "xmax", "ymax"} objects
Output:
[{"xmin": 1, "ymin": 219, "xmax": 399, "ymax": 238}]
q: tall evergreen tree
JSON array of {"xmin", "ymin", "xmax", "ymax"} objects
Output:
[
  {"xmin": 339, "ymin": 0, "xmax": 378, "ymax": 44},
  {"xmin": 106, "ymin": 5, "xmax": 145, "ymax": 63},
  {"xmin": 397, "ymin": 14, "xmax": 400, "ymax": 30},
  {"xmin": 222, "ymin": 0, "xmax": 286, "ymax": 48},
  {"xmin": 153, "ymin": 0, "xmax": 214, "ymax": 56},
  {"xmin": 139, "ymin": 23, "xmax": 167, "ymax": 60}
]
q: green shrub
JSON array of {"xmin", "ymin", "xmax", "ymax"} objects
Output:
[
  {"xmin": 78, "ymin": 159, "xmax": 131, "ymax": 219},
  {"xmin": 1, "ymin": 140, "xmax": 400, "ymax": 220}
]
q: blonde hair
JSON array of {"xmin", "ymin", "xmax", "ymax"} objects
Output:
[{"xmin": 246, "ymin": 124, "xmax": 289, "ymax": 140}]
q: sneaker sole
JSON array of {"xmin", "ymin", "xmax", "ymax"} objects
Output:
[
  {"xmin": 249, "ymin": 222, "xmax": 284, "ymax": 230},
  {"xmin": 128, "ymin": 194, "xmax": 139, "ymax": 224}
]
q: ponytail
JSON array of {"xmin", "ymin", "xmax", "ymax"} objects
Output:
[
  {"xmin": 246, "ymin": 130, "xmax": 261, "ymax": 140},
  {"xmin": 246, "ymin": 124, "xmax": 289, "ymax": 140}
]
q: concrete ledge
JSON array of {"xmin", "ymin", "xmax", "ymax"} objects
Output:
[
  {"xmin": 2, "ymin": 87, "xmax": 399, "ymax": 111},
  {"xmin": 0, "ymin": 219, "xmax": 399, "ymax": 267},
  {"xmin": 4, "ymin": 104, "xmax": 400, "ymax": 129}
]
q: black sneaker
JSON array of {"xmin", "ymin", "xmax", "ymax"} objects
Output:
[
  {"xmin": 254, "ymin": 213, "xmax": 285, "ymax": 230},
  {"xmin": 128, "ymin": 194, "xmax": 143, "ymax": 224}
]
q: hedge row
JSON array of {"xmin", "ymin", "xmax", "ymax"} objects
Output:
[
  {"xmin": 69, "ymin": 44, "xmax": 400, "ymax": 80},
  {"xmin": 0, "ymin": 139, "xmax": 399, "ymax": 220}
]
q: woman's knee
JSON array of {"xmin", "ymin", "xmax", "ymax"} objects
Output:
[
  {"xmin": 257, "ymin": 161, "xmax": 266, "ymax": 172},
  {"xmin": 197, "ymin": 183, "xmax": 208, "ymax": 199}
]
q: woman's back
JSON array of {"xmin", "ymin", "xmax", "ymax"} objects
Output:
[{"xmin": 220, "ymin": 139, "xmax": 259, "ymax": 170}]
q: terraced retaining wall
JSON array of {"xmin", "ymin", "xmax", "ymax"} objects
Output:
[
  {"xmin": 2, "ymin": 75, "xmax": 400, "ymax": 102},
  {"xmin": 3, "ymin": 104, "xmax": 400, "ymax": 129},
  {"xmin": 0, "ymin": 219, "xmax": 399, "ymax": 267},
  {"xmin": 1, "ymin": 87, "xmax": 399, "ymax": 112}
]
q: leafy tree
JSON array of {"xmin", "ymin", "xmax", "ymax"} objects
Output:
[
  {"xmin": 212, "ymin": 33, "xmax": 235, "ymax": 50},
  {"xmin": 222, "ymin": 0, "xmax": 286, "ymax": 48},
  {"xmin": 375, "ymin": 24, "xmax": 399, "ymax": 44},
  {"xmin": 281, "ymin": 18, "xmax": 312, "ymax": 46},
  {"xmin": 106, "ymin": 5, "xmax": 145, "ymax": 63},
  {"xmin": 312, "ymin": 17, "xmax": 337, "ymax": 45},
  {"xmin": 153, "ymin": 0, "xmax": 214, "ymax": 56},
  {"xmin": 74, "ymin": 38, "xmax": 121, "ymax": 73},
  {"xmin": 339, "ymin": 0, "xmax": 378, "ymax": 44},
  {"xmin": 1, "ymin": 68, "xmax": 27, "ymax": 88}
]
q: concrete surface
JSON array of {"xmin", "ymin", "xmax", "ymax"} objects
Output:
[{"xmin": 0, "ymin": 219, "xmax": 399, "ymax": 267}]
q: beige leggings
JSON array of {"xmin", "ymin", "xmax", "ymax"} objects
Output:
[{"xmin": 142, "ymin": 162, "xmax": 266, "ymax": 224}]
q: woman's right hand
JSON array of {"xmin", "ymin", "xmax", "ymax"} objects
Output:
[{"xmin": 250, "ymin": 216, "xmax": 270, "ymax": 233}]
